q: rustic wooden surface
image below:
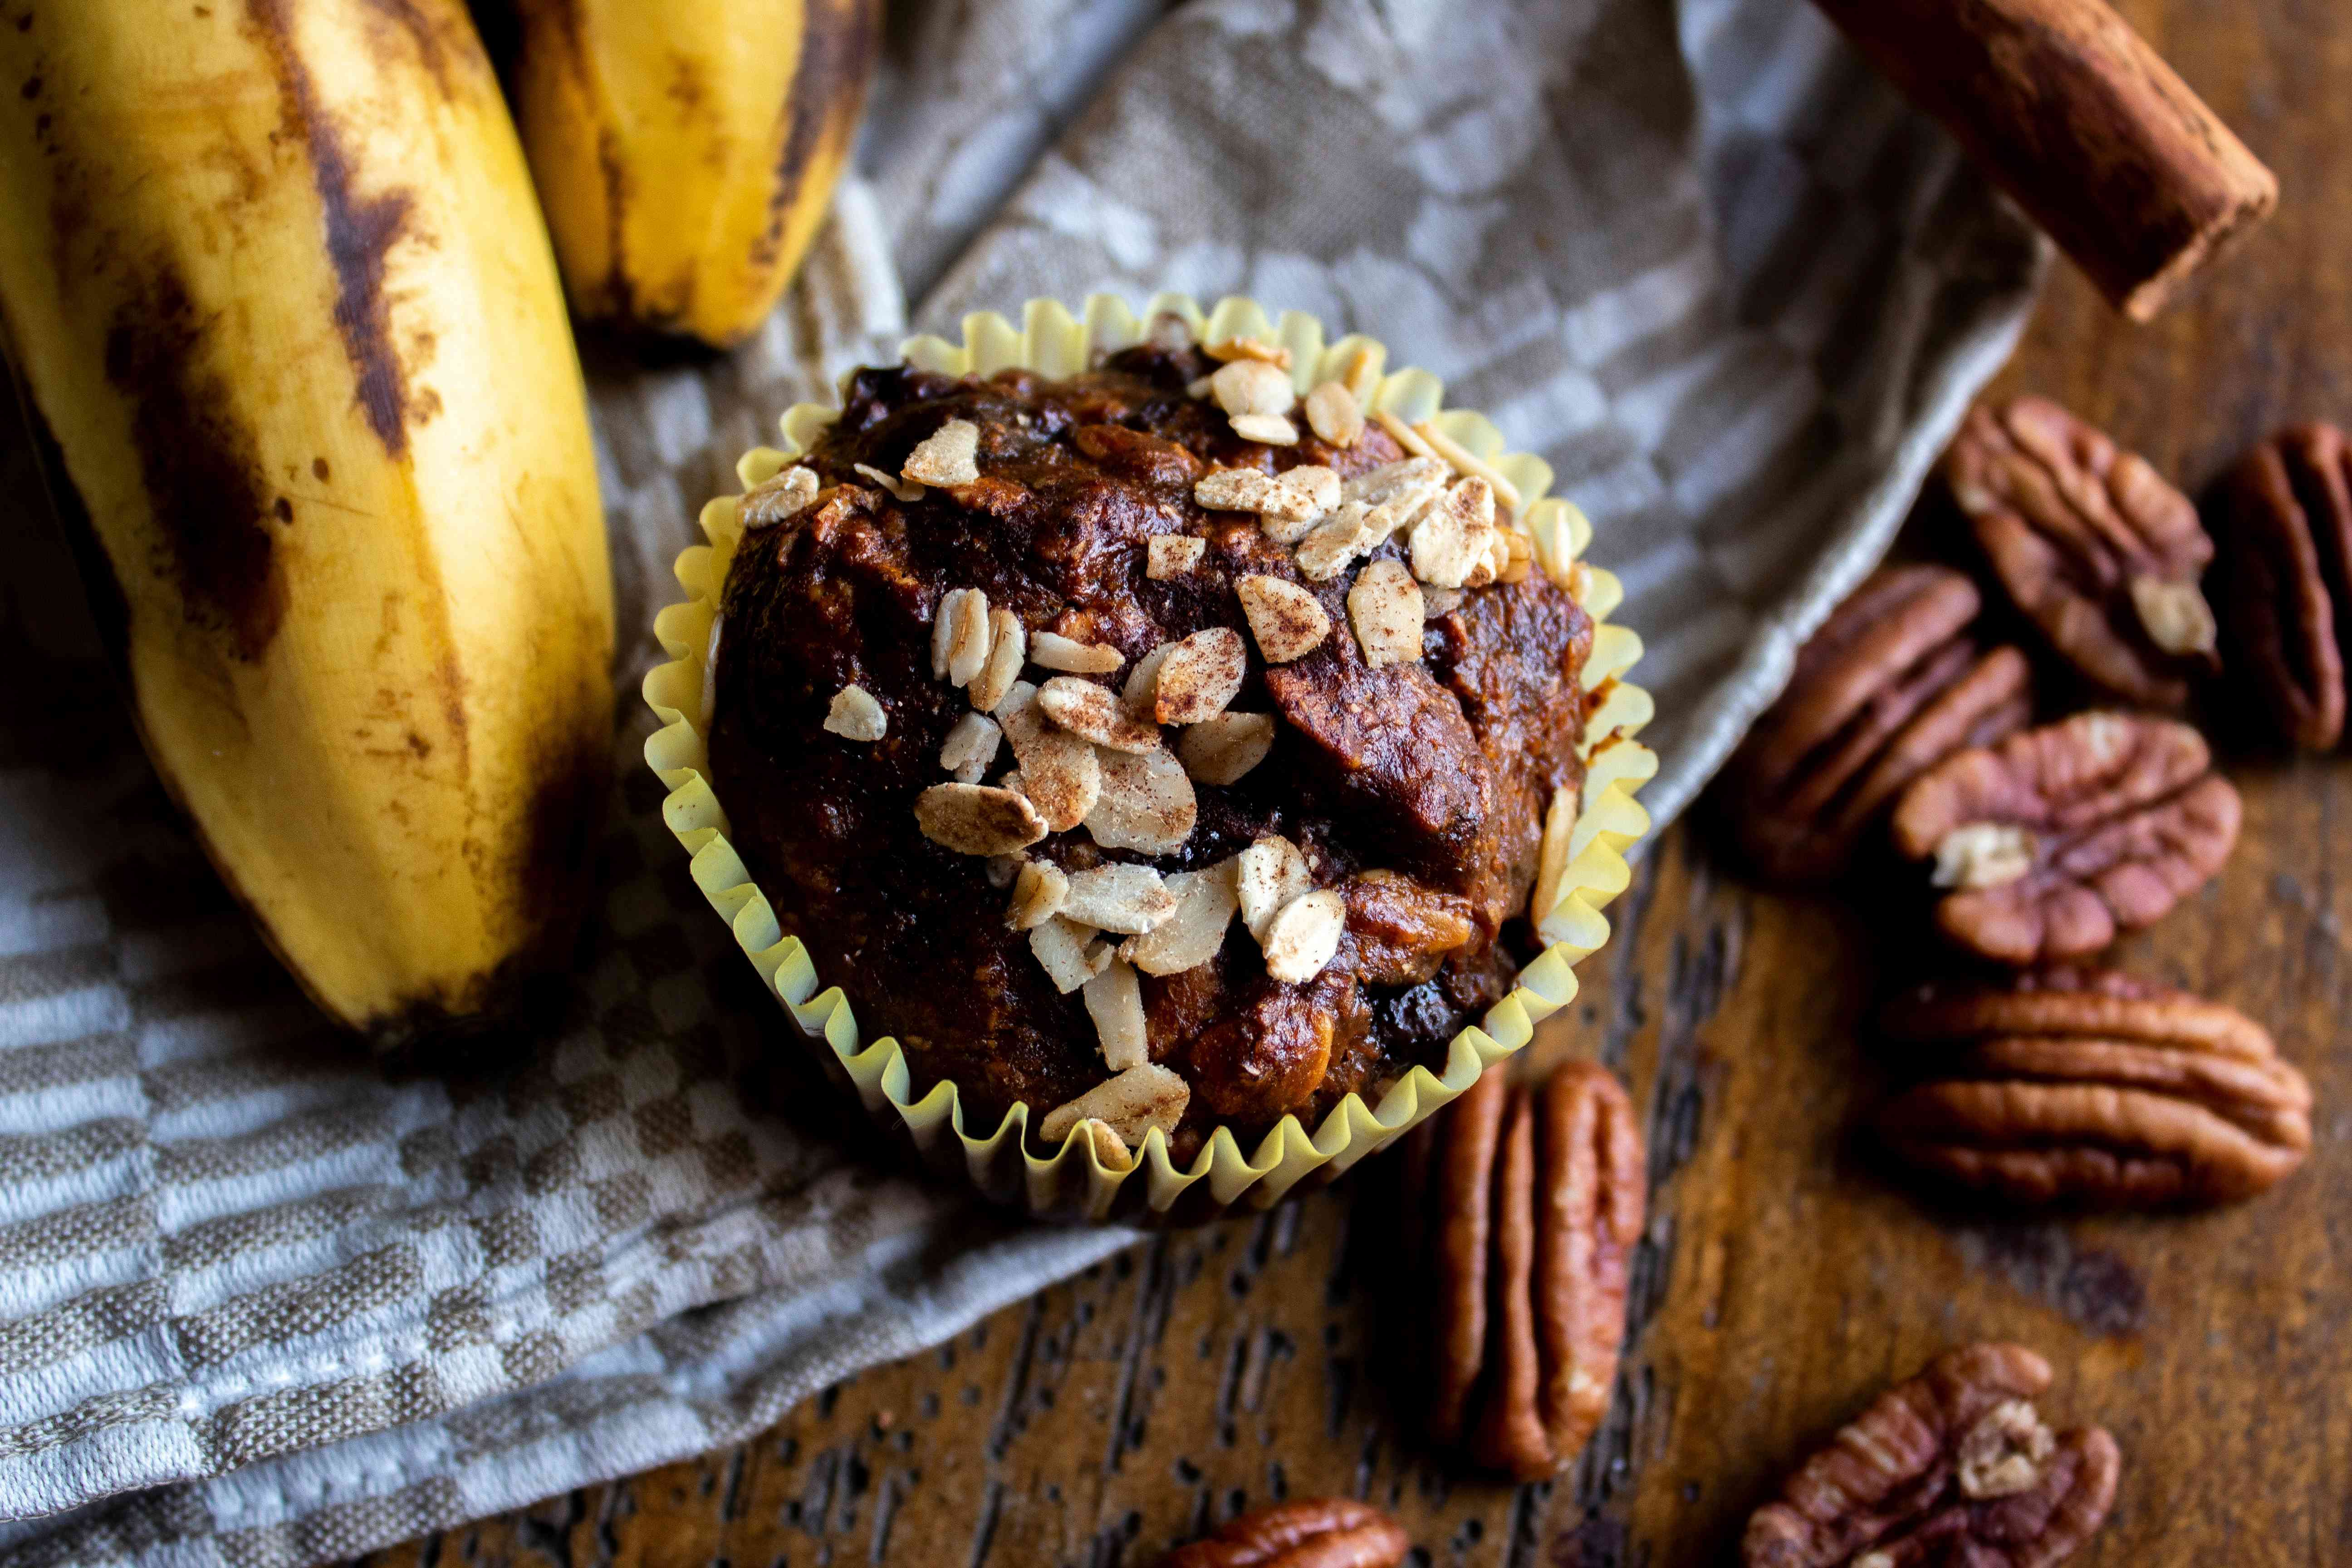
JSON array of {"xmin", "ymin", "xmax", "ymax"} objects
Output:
[{"xmin": 364, "ymin": 5, "xmax": 2351, "ymax": 1564}]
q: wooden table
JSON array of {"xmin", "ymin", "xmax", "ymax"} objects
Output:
[{"xmin": 367, "ymin": 5, "xmax": 2350, "ymax": 1562}]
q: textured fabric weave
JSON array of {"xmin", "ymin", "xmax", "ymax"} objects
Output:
[{"xmin": 0, "ymin": 0, "xmax": 2040, "ymax": 1561}]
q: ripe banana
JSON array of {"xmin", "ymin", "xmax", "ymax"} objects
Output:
[
  {"xmin": 506, "ymin": 0, "xmax": 881, "ymax": 349},
  {"xmin": 0, "ymin": 0, "xmax": 614, "ymax": 1042}
]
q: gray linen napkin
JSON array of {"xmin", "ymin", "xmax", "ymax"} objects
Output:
[{"xmin": 0, "ymin": 0, "xmax": 2040, "ymax": 1561}]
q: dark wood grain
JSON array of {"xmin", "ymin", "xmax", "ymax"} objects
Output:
[{"xmin": 363, "ymin": 4, "xmax": 2350, "ymax": 1564}]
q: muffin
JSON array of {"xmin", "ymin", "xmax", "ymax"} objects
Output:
[{"xmin": 647, "ymin": 295, "xmax": 1652, "ymax": 1218}]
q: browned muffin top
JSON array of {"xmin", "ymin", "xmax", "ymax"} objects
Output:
[{"xmin": 706, "ymin": 338, "xmax": 1592, "ymax": 1162}]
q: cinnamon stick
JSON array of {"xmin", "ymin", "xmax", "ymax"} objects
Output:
[{"xmin": 1811, "ymin": 0, "xmax": 2277, "ymax": 321}]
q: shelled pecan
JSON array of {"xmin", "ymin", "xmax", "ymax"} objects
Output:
[
  {"xmin": 1890, "ymin": 710, "xmax": 2240, "ymax": 964},
  {"xmin": 1945, "ymin": 397, "xmax": 2216, "ymax": 709},
  {"xmin": 1727, "ymin": 564, "xmax": 2032, "ymax": 883},
  {"xmin": 1743, "ymin": 1343, "xmax": 2120, "ymax": 1568},
  {"xmin": 1400, "ymin": 1060, "xmax": 1644, "ymax": 1480},
  {"xmin": 2214, "ymin": 423, "xmax": 2352, "ymax": 750},
  {"xmin": 1160, "ymin": 1499, "xmax": 1408, "ymax": 1568},
  {"xmin": 1876, "ymin": 967, "xmax": 2311, "ymax": 1207}
]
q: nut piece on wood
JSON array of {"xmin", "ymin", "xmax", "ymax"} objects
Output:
[
  {"xmin": 1404, "ymin": 1061, "xmax": 1644, "ymax": 1481},
  {"xmin": 1158, "ymin": 1499, "xmax": 1409, "ymax": 1568},
  {"xmin": 1742, "ymin": 1343, "xmax": 2120, "ymax": 1568},
  {"xmin": 1889, "ymin": 710, "xmax": 2240, "ymax": 964},
  {"xmin": 1944, "ymin": 398, "xmax": 2216, "ymax": 710},
  {"xmin": 1875, "ymin": 967, "xmax": 2312, "ymax": 1207},
  {"xmin": 2214, "ymin": 424, "xmax": 2352, "ymax": 751},
  {"xmin": 1725, "ymin": 565, "xmax": 2032, "ymax": 884}
]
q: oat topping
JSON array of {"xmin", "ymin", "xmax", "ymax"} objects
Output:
[
  {"xmin": 1030, "ymin": 913, "xmax": 1111, "ymax": 992},
  {"xmin": 943, "ymin": 588, "xmax": 993, "ymax": 685},
  {"xmin": 1205, "ymin": 335, "xmax": 1292, "ymax": 369},
  {"xmin": 1527, "ymin": 784, "xmax": 1581, "ymax": 927},
  {"xmin": 985, "ymin": 853, "xmax": 1024, "ymax": 889},
  {"xmin": 932, "ymin": 587, "xmax": 980, "ymax": 680},
  {"xmin": 1039, "ymin": 675, "xmax": 1163, "ymax": 752},
  {"xmin": 1152, "ymin": 628, "xmax": 1248, "ymax": 725},
  {"xmin": 1230, "ymin": 412, "xmax": 1301, "ymax": 446},
  {"xmin": 1060, "ymin": 863, "xmax": 1181, "ymax": 933},
  {"xmin": 1122, "ymin": 642, "xmax": 1175, "ymax": 714},
  {"xmin": 1373, "ymin": 408, "xmax": 1439, "ymax": 462},
  {"xmin": 824, "ymin": 683, "xmax": 887, "ymax": 741},
  {"xmin": 1084, "ymin": 745, "xmax": 1197, "ymax": 854},
  {"xmin": 1294, "ymin": 503, "xmax": 1382, "ymax": 581},
  {"xmin": 1336, "ymin": 342, "xmax": 1385, "ymax": 403},
  {"xmin": 915, "ymin": 782, "xmax": 1048, "ymax": 855},
  {"xmin": 1210, "ymin": 359, "xmax": 1295, "ymax": 419},
  {"xmin": 1414, "ymin": 419, "xmax": 1526, "ymax": 515},
  {"xmin": 1348, "ymin": 559, "xmax": 1425, "ymax": 667},
  {"xmin": 1121, "ymin": 859, "xmax": 1242, "ymax": 975},
  {"xmin": 1303, "ymin": 381, "xmax": 1364, "ymax": 448},
  {"xmin": 1196, "ymin": 468, "xmax": 1275, "ymax": 512},
  {"xmin": 1236, "ymin": 575, "xmax": 1331, "ymax": 663},
  {"xmin": 1266, "ymin": 465, "xmax": 1342, "ymax": 522},
  {"xmin": 1000, "ymin": 682, "xmax": 1102, "ymax": 831},
  {"xmin": 1031, "ymin": 631, "xmax": 1125, "ymax": 674},
  {"xmin": 970, "ymin": 608, "xmax": 1026, "ymax": 713},
  {"xmin": 1176, "ymin": 711, "xmax": 1276, "ymax": 785},
  {"xmin": 854, "ymin": 462, "xmax": 926, "ymax": 504},
  {"xmin": 1083, "ymin": 959, "xmax": 1149, "ymax": 1069},
  {"xmin": 904, "ymin": 417, "xmax": 981, "ymax": 487},
  {"xmin": 1237, "ymin": 834, "xmax": 1313, "ymax": 941},
  {"xmin": 939, "ymin": 711, "xmax": 1003, "ymax": 783},
  {"xmin": 1147, "ymin": 535, "xmax": 1206, "ymax": 578},
  {"xmin": 1260, "ymin": 888, "xmax": 1345, "ymax": 983},
  {"xmin": 1345, "ymin": 456, "xmax": 1450, "ymax": 516},
  {"xmin": 1038, "ymin": 1061, "xmax": 1191, "ymax": 1148},
  {"xmin": 1498, "ymin": 527, "xmax": 1535, "ymax": 585},
  {"xmin": 1006, "ymin": 858, "xmax": 1070, "ymax": 930},
  {"xmin": 1410, "ymin": 476, "xmax": 1497, "ymax": 590},
  {"xmin": 740, "ymin": 465, "xmax": 818, "ymax": 529}
]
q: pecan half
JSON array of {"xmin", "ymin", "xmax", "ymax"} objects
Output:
[
  {"xmin": 1406, "ymin": 1060, "xmax": 1644, "ymax": 1480},
  {"xmin": 1889, "ymin": 711, "xmax": 2241, "ymax": 964},
  {"xmin": 1728, "ymin": 565, "xmax": 2032, "ymax": 883},
  {"xmin": 2215, "ymin": 423, "xmax": 2352, "ymax": 750},
  {"xmin": 1160, "ymin": 1499, "xmax": 1408, "ymax": 1568},
  {"xmin": 1877, "ymin": 967, "xmax": 2311, "ymax": 1207},
  {"xmin": 1945, "ymin": 397, "xmax": 2216, "ymax": 709},
  {"xmin": 1743, "ymin": 1343, "xmax": 2119, "ymax": 1568}
]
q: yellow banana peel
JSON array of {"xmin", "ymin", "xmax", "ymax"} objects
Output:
[
  {"xmin": 509, "ymin": 0, "xmax": 882, "ymax": 348},
  {"xmin": 0, "ymin": 0, "xmax": 615, "ymax": 1043}
]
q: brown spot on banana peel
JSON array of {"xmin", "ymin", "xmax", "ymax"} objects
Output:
[
  {"xmin": 99, "ymin": 267, "xmax": 289, "ymax": 662},
  {"xmin": 244, "ymin": 0, "xmax": 433, "ymax": 456},
  {"xmin": 754, "ymin": 0, "xmax": 879, "ymax": 276}
]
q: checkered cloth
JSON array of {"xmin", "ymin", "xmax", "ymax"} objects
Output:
[{"xmin": 0, "ymin": 0, "xmax": 2039, "ymax": 1561}]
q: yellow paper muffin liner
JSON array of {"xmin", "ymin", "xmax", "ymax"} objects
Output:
[{"xmin": 643, "ymin": 294, "xmax": 1655, "ymax": 1224}]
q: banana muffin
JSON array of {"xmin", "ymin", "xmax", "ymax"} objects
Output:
[{"xmin": 706, "ymin": 334, "xmax": 1593, "ymax": 1164}]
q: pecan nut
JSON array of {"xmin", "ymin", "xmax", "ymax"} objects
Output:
[
  {"xmin": 1876, "ymin": 967, "xmax": 2311, "ymax": 1207},
  {"xmin": 1743, "ymin": 1343, "xmax": 2120, "ymax": 1568},
  {"xmin": 1728, "ymin": 565, "xmax": 2032, "ymax": 883},
  {"xmin": 1403, "ymin": 1060, "xmax": 1644, "ymax": 1480},
  {"xmin": 1160, "ymin": 1499, "xmax": 1408, "ymax": 1568},
  {"xmin": 2215, "ymin": 423, "xmax": 2352, "ymax": 750},
  {"xmin": 1945, "ymin": 397, "xmax": 2216, "ymax": 709},
  {"xmin": 1889, "ymin": 710, "xmax": 2241, "ymax": 964}
]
